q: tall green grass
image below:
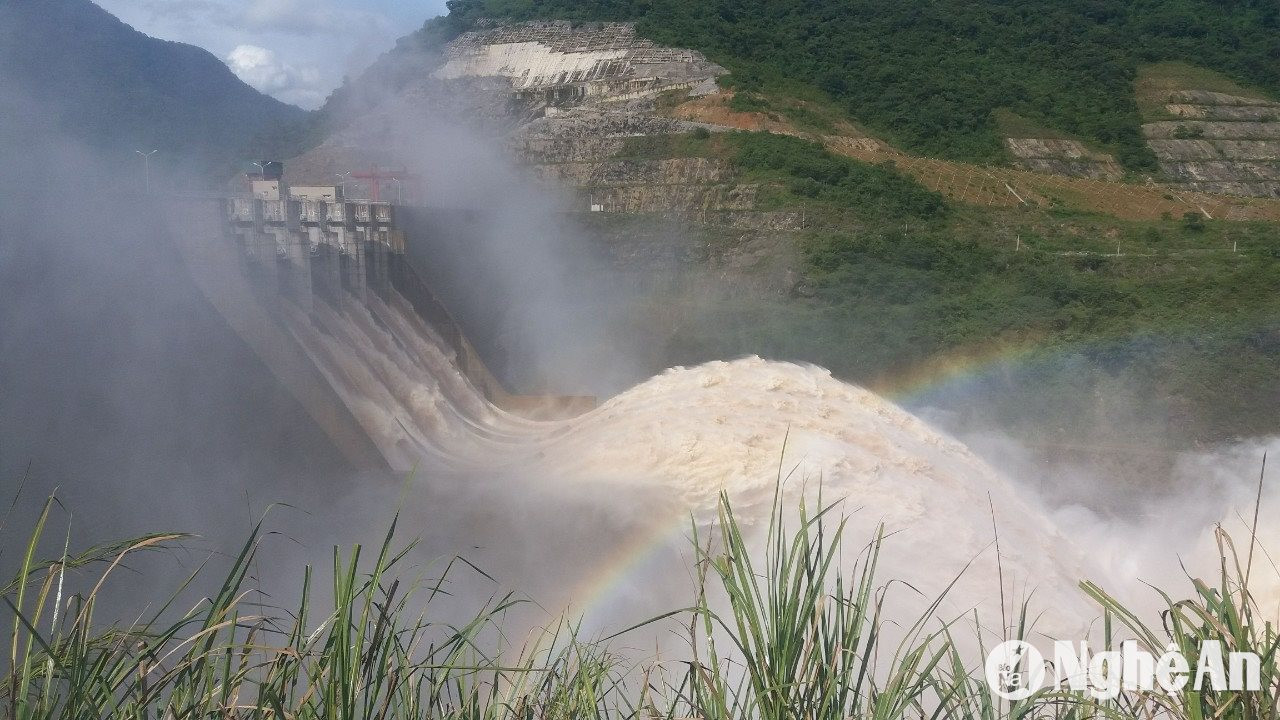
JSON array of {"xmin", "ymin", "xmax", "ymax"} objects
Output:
[{"xmin": 2, "ymin": 473, "xmax": 1275, "ymax": 719}]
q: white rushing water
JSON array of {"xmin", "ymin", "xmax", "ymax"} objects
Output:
[
  {"xmin": 283, "ymin": 289, "xmax": 1280, "ymax": 635},
  {"xmin": 281, "ymin": 290, "xmax": 1111, "ymax": 638}
]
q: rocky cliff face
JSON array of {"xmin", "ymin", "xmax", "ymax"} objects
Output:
[
  {"xmin": 290, "ymin": 20, "xmax": 755, "ymax": 215},
  {"xmin": 437, "ymin": 20, "xmax": 723, "ymax": 106},
  {"xmin": 441, "ymin": 21, "xmax": 749, "ymax": 215}
]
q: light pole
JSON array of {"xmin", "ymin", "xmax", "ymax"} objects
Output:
[
  {"xmin": 391, "ymin": 177, "xmax": 402, "ymax": 205},
  {"xmin": 136, "ymin": 149, "xmax": 158, "ymax": 193},
  {"xmin": 249, "ymin": 161, "xmax": 268, "ymax": 198}
]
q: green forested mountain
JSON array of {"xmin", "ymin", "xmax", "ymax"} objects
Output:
[
  {"xmin": 0, "ymin": 0, "xmax": 306, "ymax": 172},
  {"xmin": 278, "ymin": 0, "xmax": 1280, "ymax": 445},
  {"xmin": 411, "ymin": 0, "xmax": 1280, "ymax": 169}
]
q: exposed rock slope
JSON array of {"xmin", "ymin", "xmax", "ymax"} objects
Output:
[
  {"xmin": 1005, "ymin": 139, "xmax": 1123, "ymax": 181},
  {"xmin": 1144, "ymin": 90, "xmax": 1280, "ymax": 198},
  {"xmin": 291, "ymin": 21, "xmax": 751, "ymax": 215}
]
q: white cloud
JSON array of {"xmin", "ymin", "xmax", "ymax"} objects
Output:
[
  {"xmin": 237, "ymin": 0, "xmax": 389, "ymax": 37},
  {"xmin": 226, "ymin": 44, "xmax": 326, "ymax": 108}
]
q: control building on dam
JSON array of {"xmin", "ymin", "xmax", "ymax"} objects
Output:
[{"xmin": 201, "ymin": 185, "xmax": 595, "ymax": 469}]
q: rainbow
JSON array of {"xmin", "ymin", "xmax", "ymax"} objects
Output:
[{"xmin": 562, "ymin": 505, "xmax": 694, "ymax": 628}]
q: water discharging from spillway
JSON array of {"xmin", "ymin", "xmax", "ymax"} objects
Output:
[{"xmin": 283, "ymin": 290, "xmax": 1101, "ymax": 635}]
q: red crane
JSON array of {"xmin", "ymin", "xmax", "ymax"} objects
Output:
[{"xmin": 348, "ymin": 166, "xmax": 423, "ymax": 204}]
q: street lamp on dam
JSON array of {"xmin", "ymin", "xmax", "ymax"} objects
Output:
[{"xmin": 135, "ymin": 149, "xmax": 158, "ymax": 193}]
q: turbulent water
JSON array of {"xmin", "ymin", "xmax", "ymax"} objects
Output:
[
  {"xmin": 282, "ymin": 290, "xmax": 1108, "ymax": 636},
  {"xmin": 279, "ymin": 286, "xmax": 1280, "ymax": 633}
]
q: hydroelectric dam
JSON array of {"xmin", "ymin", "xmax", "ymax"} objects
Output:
[{"xmin": 168, "ymin": 192, "xmax": 596, "ymax": 472}]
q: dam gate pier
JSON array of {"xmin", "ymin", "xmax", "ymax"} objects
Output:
[{"xmin": 227, "ymin": 196, "xmax": 399, "ymax": 310}]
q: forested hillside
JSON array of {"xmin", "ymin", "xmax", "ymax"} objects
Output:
[
  {"xmin": 294, "ymin": 0, "xmax": 1280, "ymax": 448},
  {"xmin": 414, "ymin": 0, "xmax": 1279, "ymax": 170}
]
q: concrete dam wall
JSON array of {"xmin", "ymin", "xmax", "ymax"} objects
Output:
[{"xmin": 170, "ymin": 196, "xmax": 593, "ymax": 471}]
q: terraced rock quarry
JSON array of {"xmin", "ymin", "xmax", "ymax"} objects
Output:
[
  {"xmin": 963, "ymin": 72, "xmax": 1280, "ymax": 198},
  {"xmin": 1144, "ymin": 90, "xmax": 1280, "ymax": 198},
  {"xmin": 1004, "ymin": 138, "xmax": 1123, "ymax": 181},
  {"xmin": 437, "ymin": 20, "xmax": 723, "ymax": 105}
]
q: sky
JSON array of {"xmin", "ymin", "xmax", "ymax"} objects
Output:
[{"xmin": 95, "ymin": 0, "xmax": 450, "ymax": 109}]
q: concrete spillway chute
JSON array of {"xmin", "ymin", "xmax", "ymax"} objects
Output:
[{"xmin": 178, "ymin": 194, "xmax": 595, "ymax": 470}]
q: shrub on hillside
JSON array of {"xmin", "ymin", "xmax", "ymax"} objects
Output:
[{"xmin": 731, "ymin": 132, "xmax": 947, "ymax": 219}]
